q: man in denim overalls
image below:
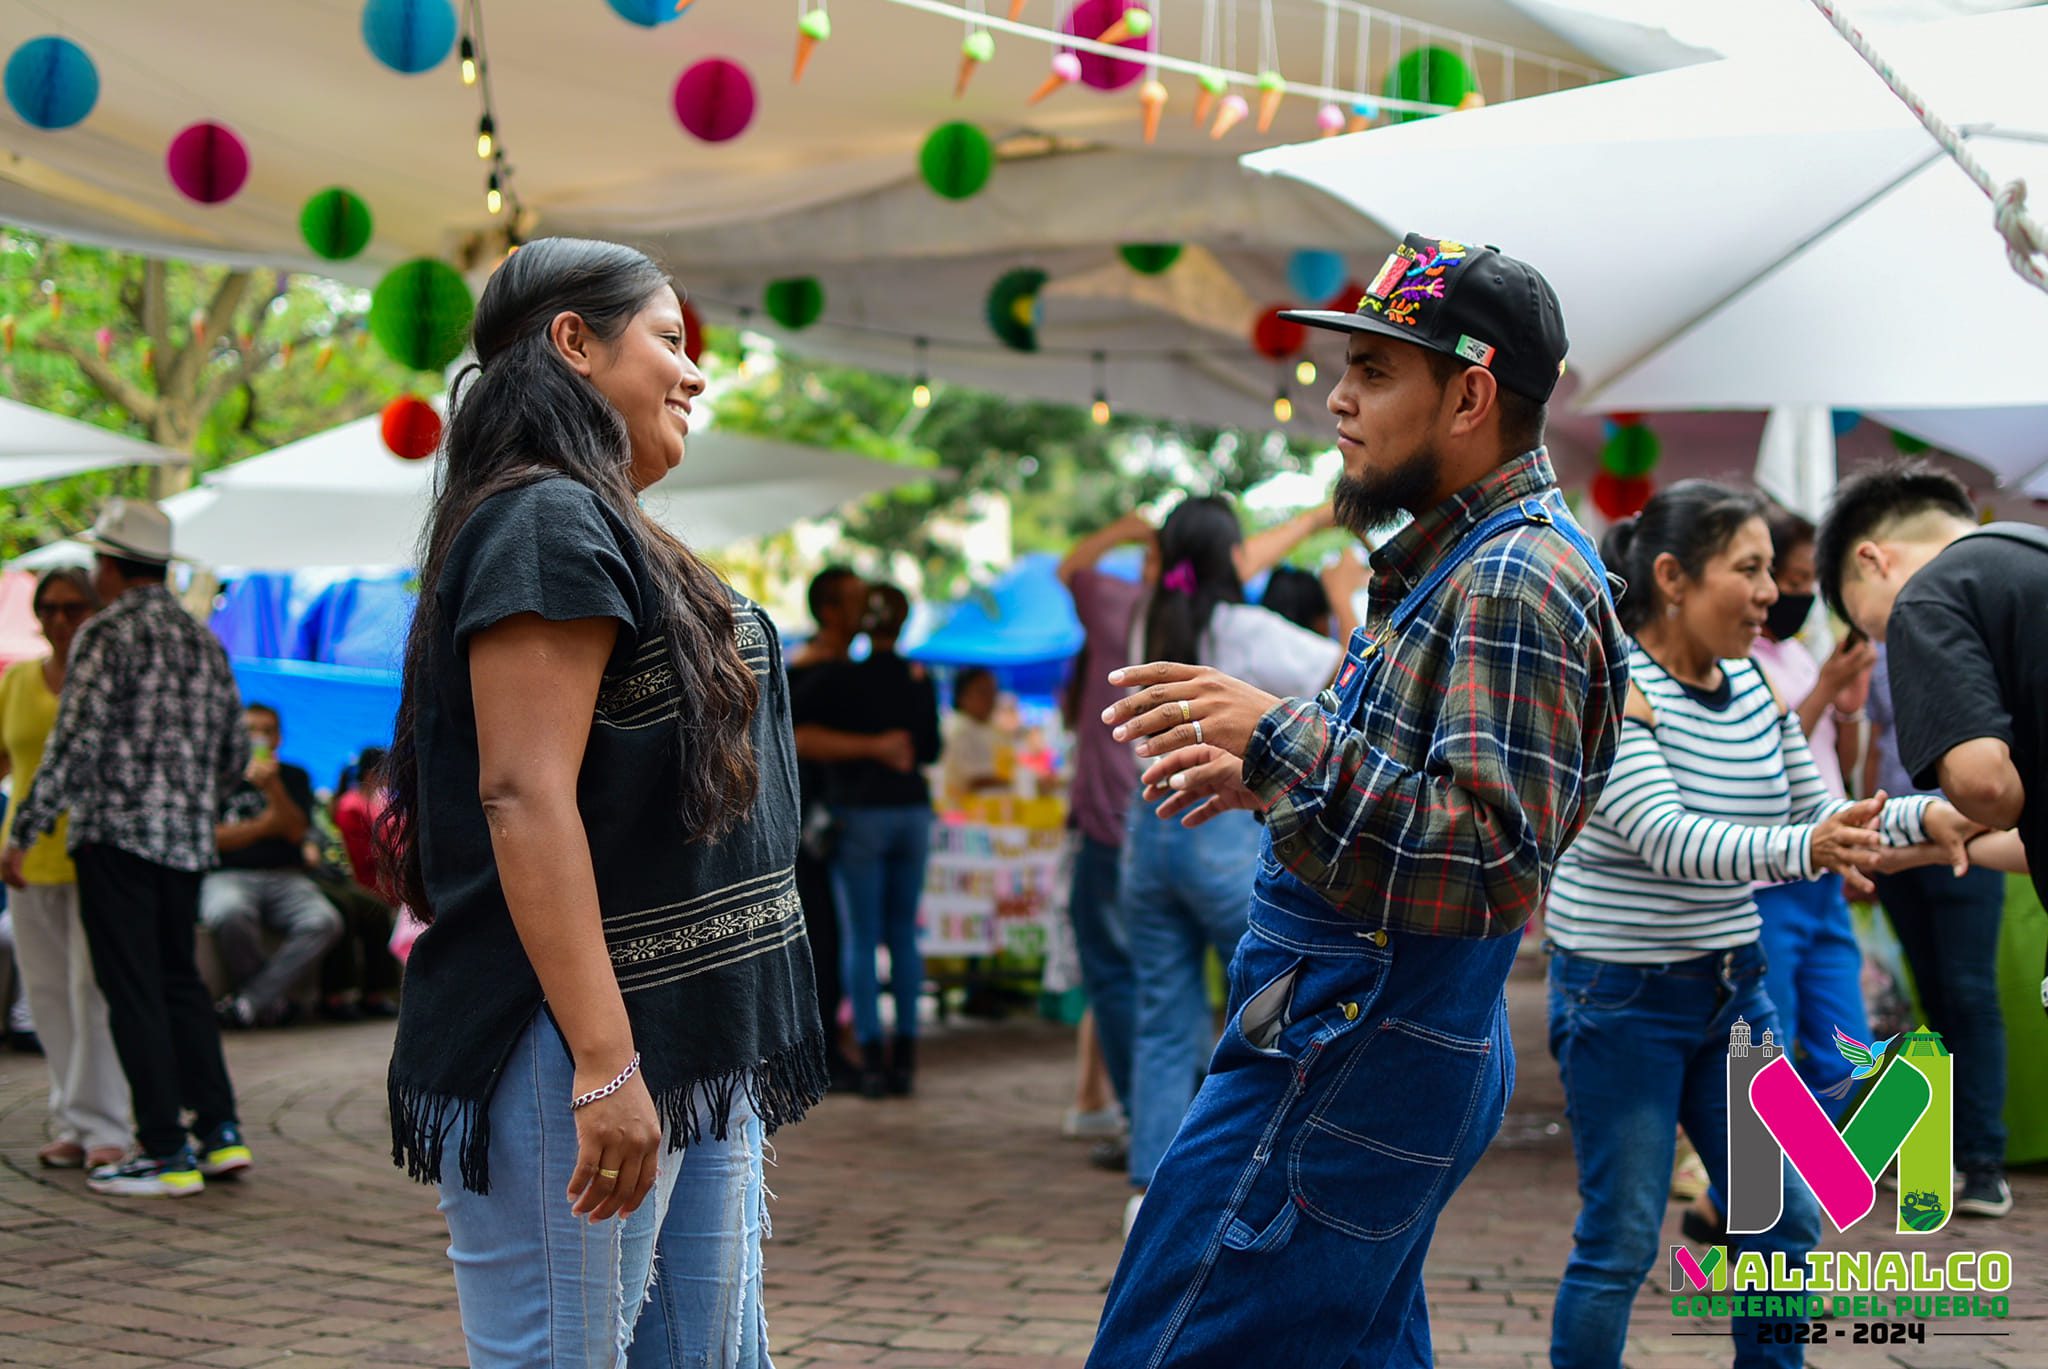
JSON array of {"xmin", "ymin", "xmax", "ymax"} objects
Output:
[{"xmin": 1091, "ymin": 235, "xmax": 1631, "ymax": 1366}]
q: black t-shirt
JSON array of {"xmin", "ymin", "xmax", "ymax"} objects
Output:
[
  {"xmin": 801, "ymin": 651, "xmax": 941, "ymax": 809},
  {"xmin": 787, "ymin": 659, "xmax": 836, "ymax": 816},
  {"xmin": 1886, "ymin": 527, "xmax": 2048, "ymax": 907},
  {"xmin": 217, "ymin": 762, "xmax": 317, "ymax": 871}
]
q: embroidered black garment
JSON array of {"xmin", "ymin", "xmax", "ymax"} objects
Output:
[{"xmin": 386, "ymin": 477, "xmax": 825, "ymax": 1193}]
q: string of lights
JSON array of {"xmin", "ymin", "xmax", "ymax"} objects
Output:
[{"xmin": 460, "ymin": 0, "xmax": 525, "ymax": 240}]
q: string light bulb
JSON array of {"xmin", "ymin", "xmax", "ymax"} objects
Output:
[
  {"xmin": 911, "ymin": 338, "xmax": 932, "ymax": 408},
  {"xmin": 1272, "ymin": 383, "xmax": 1293, "ymax": 424},
  {"xmin": 476, "ymin": 115, "xmax": 495, "ymax": 160},
  {"xmin": 1090, "ymin": 351, "xmax": 1111, "ymax": 425},
  {"xmin": 459, "ymin": 35, "xmax": 478, "ymax": 86},
  {"xmin": 1295, "ymin": 358, "xmax": 1317, "ymax": 387},
  {"xmin": 485, "ymin": 173, "xmax": 503, "ymax": 216}
]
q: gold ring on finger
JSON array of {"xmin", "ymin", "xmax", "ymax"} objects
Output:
[
  {"xmin": 1178, "ymin": 700, "xmax": 1192, "ymax": 723},
  {"xmin": 598, "ymin": 1168, "xmax": 620, "ymax": 1179}
]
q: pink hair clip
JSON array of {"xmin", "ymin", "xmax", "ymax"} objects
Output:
[{"xmin": 1162, "ymin": 561, "xmax": 1198, "ymax": 596}]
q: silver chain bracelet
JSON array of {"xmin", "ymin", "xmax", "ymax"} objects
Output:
[{"xmin": 571, "ymin": 1051, "xmax": 642, "ymax": 1110}]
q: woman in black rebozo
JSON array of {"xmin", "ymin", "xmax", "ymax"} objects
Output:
[{"xmin": 379, "ymin": 239, "xmax": 825, "ymax": 1365}]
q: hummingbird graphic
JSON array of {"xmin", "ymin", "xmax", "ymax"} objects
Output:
[{"xmin": 1821, "ymin": 1027, "xmax": 1898, "ymax": 1099}]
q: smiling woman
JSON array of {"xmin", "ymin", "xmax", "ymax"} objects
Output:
[{"xmin": 376, "ymin": 238, "xmax": 825, "ymax": 1367}]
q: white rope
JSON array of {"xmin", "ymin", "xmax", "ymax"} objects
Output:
[{"xmin": 1808, "ymin": 0, "xmax": 2048, "ymax": 295}]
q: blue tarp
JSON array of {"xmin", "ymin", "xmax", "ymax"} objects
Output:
[
  {"xmin": 231, "ymin": 659, "xmax": 401, "ymax": 796},
  {"xmin": 905, "ymin": 553, "xmax": 1083, "ymax": 698}
]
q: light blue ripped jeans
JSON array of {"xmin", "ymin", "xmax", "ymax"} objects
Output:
[{"xmin": 437, "ymin": 1013, "xmax": 774, "ymax": 1367}]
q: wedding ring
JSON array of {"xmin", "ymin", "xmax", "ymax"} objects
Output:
[
  {"xmin": 1193, "ymin": 720, "xmax": 1205, "ymax": 745},
  {"xmin": 1178, "ymin": 700, "xmax": 1192, "ymax": 723},
  {"xmin": 598, "ymin": 1168, "xmax": 621, "ymax": 1179}
]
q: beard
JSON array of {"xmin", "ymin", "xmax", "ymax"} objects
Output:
[{"xmin": 1333, "ymin": 440, "xmax": 1442, "ymax": 537}]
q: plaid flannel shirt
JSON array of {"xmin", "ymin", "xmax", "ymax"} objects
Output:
[
  {"xmin": 11, "ymin": 585, "xmax": 249, "ymax": 873},
  {"xmin": 1241, "ymin": 450, "xmax": 1629, "ymax": 937}
]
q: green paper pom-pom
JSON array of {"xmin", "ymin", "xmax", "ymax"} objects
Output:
[
  {"xmin": 920, "ymin": 122, "xmax": 995, "ymax": 201},
  {"xmin": 986, "ymin": 267, "xmax": 1047, "ymax": 352},
  {"xmin": 1119, "ymin": 243, "xmax": 1182, "ymax": 275},
  {"xmin": 1382, "ymin": 45, "xmax": 1476, "ymax": 124},
  {"xmin": 763, "ymin": 276, "xmax": 825, "ymax": 330},
  {"xmin": 300, "ymin": 187, "xmax": 374, "ymax": 262},
  {"xmin": 1599, "ymin": 423, "xmax": 1661, "ymax": 478},
  {"xmin": 368, "ymin": 258, "xmax": 474, "ymax": 372},
  {"xmin": 1890, "ymin": 429, "xmax": 1933, "ymax": 455}
]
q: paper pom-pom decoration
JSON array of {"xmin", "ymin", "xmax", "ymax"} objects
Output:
[
  {"xmin": 361, "ymin": 0, "xmax": 458, "ymax": 75},
  {"xmin": 1890, "ymin": 429, "xmax": 1932, "ymax": 455},
  {"xmin": 369, "ymin": 258, "xmax": 475, "ymax": 372},
  {"xmin": 1119, "ymin": 243, "xmax": 1182, "ymax": 275},
  {"xmin": 300, "ymin": 188, "xmax": 374, "ymax": 261},
  {"xmin": 167, "ymin": 123, "xmax": 250, "ymax": 205},
  {"xmin": 1591, "ymin": 471, "xmax": 1653, "ymax": 520},
  {"xmin": 607, "ymin": 0, "xmax": 689, "ymax": 25},
  {"xmin": 1383, "ymin": 46, "xmax": 1476, "ymax": 124},
  {"xmin": 380, "ymin": 396, "xmax": 443, "ymax": 460},
  {"xmin": 1286, "ymin": 250, "xmax": 1346, "ymax": 305},
  {"xmin": 1323, "ymin": 278, "xmax": 1364, "ymax": 311},
  {"xmin": 673, "ymin": 59, "xmax": 755, "ymax": 143},
  {"xmin": 1063, "ymin": 0, "xmax": 1153, "ymax": 92},
  {"xmin": 682, "ymin": 300, "xmax": 705, "ymax": 364},
  {"xmin": 1831, "ymin": 409, "xmax": 1861, "ymax": 437},
  {"xmin": 1251, "ymin": 306, "xmax": 1306, "ymax": 361},
  {"xmin": 1599, "ymin": 424, "xmax": 1661, "ymax": 478},
  {"xmin": 763, "ymin": 277, "xmax": 825, "ymax": 331},
  {"xmin": 5, "ymin": 36, "xmax": 98, "ymax": 130},
  {"xmin": 920, "ymin": 122, "xmax": 994, "ymax": 201},
  {"xmin": 986, "ymin": 268, "xmax": 1048, "ymax": 352}
]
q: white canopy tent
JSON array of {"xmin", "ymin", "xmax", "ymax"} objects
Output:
[
  {"xmin": 10, "ymin": 415, "xmax": 940, "ymax": 571},
  {"xmin": 1245, "ymin": 5, "xmax": 2048, "ymax": 493},
  {"xmin": 0, "ymin": 396, "xmax": 173, "ymax": 489}
]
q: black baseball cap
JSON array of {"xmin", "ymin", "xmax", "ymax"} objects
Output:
[{"xmin": 1280, "ymin": 234, "xmax": 1569, "ymax": 403}]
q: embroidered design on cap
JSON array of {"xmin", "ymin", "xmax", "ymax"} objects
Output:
[
  {"xmin": 1359, "ymin": 240, "xmax": 1469, "ymax": 328},
  {"xmin": 1455, "ymin": 334, "xmax": 1497, "ymax": 367}
]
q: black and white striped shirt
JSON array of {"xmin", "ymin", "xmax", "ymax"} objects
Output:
[{"xmin": 1547, "ymin": 645, "xmax": 1929, "ymax": 964}]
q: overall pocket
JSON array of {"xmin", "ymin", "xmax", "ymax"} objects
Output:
[{"xmin": 1288, "ymin": 1017, "xmax": 1496, "ymax": 1241}]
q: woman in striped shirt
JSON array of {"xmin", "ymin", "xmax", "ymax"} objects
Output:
[{"xmin": 1544, "ymin": 481, "xmax": 1975, "ymax": 1369}]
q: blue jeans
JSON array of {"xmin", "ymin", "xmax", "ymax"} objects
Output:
[
  {"xmin": 1875, "ymin": 865, "xmax": 2008, "ymax": 1170},
  {"xmin": 1120, "ymin": 801, "xmax": 1262, "ymax": 1188},
  {"xmin": 437, "ymin": 1013, "xmax": 772, "ymax": 1367},
  {"xmin": 831, "ymin": 806, "xmax": 932, "ymax": 1046},
  {"xmin": 1548, "ymin": 944, "xmax": 1821, "ymax": 1369},
  {"xmin": 1754, "ymin": 875, "xmax": 1870, "ymax": 1106},
  {"xmin": 1089, "ymin": 855, "xmax": 1517, "ymax": 1368},
  {"xmin": 1070, "ymin": 832, "xmax": 1137, "ymax": 1112}
]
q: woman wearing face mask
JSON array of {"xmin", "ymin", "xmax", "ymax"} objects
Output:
[
  {"xmin": 379, "ymin": 238, "xmax": 825, "ymax": 1365},
  {"xmin": 1543, "ymin": 481, "xmax": 1976, "ymax": 1369}
]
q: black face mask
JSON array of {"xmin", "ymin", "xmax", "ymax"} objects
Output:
[{"xmin": 1765, "ymin": 592, "xmax": 1815, "ymax": 641}]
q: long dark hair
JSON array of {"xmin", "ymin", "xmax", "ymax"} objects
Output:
[
  {"xmin": 1143, "ymin": 496, "xmax": 1245, "ymax": 663},
  {"xmin": 377, "ymin": 238, "xmax": 760, "ymax": 918},
  {"xmin": 1599, "ymin": 479, "xmax": 1766, "ymax": 633}
]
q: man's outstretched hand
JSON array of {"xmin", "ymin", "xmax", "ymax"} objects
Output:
[
  {"xmin": 1102, "ymin": 662, "xmax": 1280, "ymax": 761},
  {"xmin": 1140, "ymin": 745, "xmax": 1264, "ymax": 828}
]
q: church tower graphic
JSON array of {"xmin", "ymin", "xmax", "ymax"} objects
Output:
[{"xmin": 1725, "ymin": 1017, "xmax": 1785, "ymax": 1235}]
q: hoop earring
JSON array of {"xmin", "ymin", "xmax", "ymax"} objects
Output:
[{"xmin": 1665, "ymin": 602, "xmax": 1680, "ymax": 619}]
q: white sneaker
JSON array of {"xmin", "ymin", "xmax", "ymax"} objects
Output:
[
  {"xmin": 1123, "ymin": 1192, "xmax": 1145, "ymax": 1240},
  {"xmin": 1063, "ymin": 1107, "xmax": 1125, "ymax": 1140}
]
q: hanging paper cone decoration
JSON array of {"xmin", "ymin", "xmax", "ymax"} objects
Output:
[
  {"xmin": 1029, "ymin": 52, "xmax": 1083, "ymax": 104},
  {"xmin": 1591, "ymin": 471, "xmax": 1653, "ymax": 520},
  {"xmin": 1193, "ymin": 69, "xmax": 1225, "ymax": 125},
  {"xmin": 1317, "ymin": 103, "xmax": 1345, "ymax": 137},
  {"xmin": 1347, "ymin": 101, "xmax": 1377, "ymax": 133},
  {"xmin": 681, "ymin": 300, "xmax": 705, "ymax": 364},
  {"xmin": 1831, "ymin": 410, "xmax": 1860, "ymax": 437},
  {"xmin": 1210, "ymin": 94, "xmax": 1248, "ymax": 139},
  {"xmin": 1599, "ymin": 424, "xmax": 1661, "ymax": 478},
  {"xmin": 607, "ymin": 0, "xmax": 688, "ymax": 25},
  {"xmin": 1119, "ymin": 243, "xmax": 1181, "ymax": 275},
  {"xmin": 300, "ymin": 187, "xmax": 374, "ymax": 261},
  {"xmin": 1251, "ymin": 307, "xmax": 1306, "ymax": 361},
  {"xmin": 361, "ymin": 0, "xmax": 458, "ymax": 75},
  {"xmin": 673, "ymin": 59, "xmax": 756, "ymax": 142},
  {"xmin": 1138, "ymin": 79, "xmax": 1168, "ymax": 144},
  {"xmin": 1094, "ymin": 7, "xmax": 1154, "ymax": 47},
  {"xmin": 920, "ymin": 122, "xmax": 995, "ymax": 200},
  {"xmin": 763, "ymin": 277, "xmax": 825, "ymax": 330},
  {"xmin": 1062, "ymin": 0, "xmax": 1153, "ymax": 92},
  {"xmin": 957, "ymin": 31, "xmax": 995, "ymax": 98},
  {"xmin": 369, "ymin": 258, "xmax": 475, "ymax": 372},
  {"xmin": 381, "ymin": 396, "xmax": 443, "ymax": 460},
  {"xmin": 1890, "ymin": 429, "xmax": 1932, "ymax": 454},
  {"xmin": 1009, "ymin": 0, "xmax": 1029, "ymax": 17},
  {"xmin": 794, "ymin": 10, "xmax": 831, "ymax": 83},
  {"xmin": 166, "ymin": 122, "xmax": 250, "ymax": 205},
  {"xmin": 1382, "ymin": 46, "xmax": 1476, "ymax": 124},
  {"xmin": 1286, "ymin": 250, "xmax": 1346, "ymax": 304},
  {"xmin": 986, "ymin": 268, "xmax": 1048, "ymax": 352},
  {"xmin": 1457, "ymin": 91, "xmax": 1487, "ymax": 111},
  {"xmin": 1256, "ymin": 71, "xmax": 1285, "ymax": 134},
  {"xmin": 5, "ymin": 36, "xmax": 99, "ymax": 130}
]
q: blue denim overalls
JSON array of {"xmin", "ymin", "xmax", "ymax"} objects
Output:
[{"xmin": 1089, "ymin": 490, "xmax": 1609, "ymax": 1369}]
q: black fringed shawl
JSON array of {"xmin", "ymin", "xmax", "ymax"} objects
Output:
[{"xmin": 386, "ymin": 479, "xmax": 826, "ymax": 1193}]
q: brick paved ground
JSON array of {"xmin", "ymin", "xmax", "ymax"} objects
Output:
[{"xmin": 0, "ymin": 955, "xmax": 2040, "ymax": 1367}]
